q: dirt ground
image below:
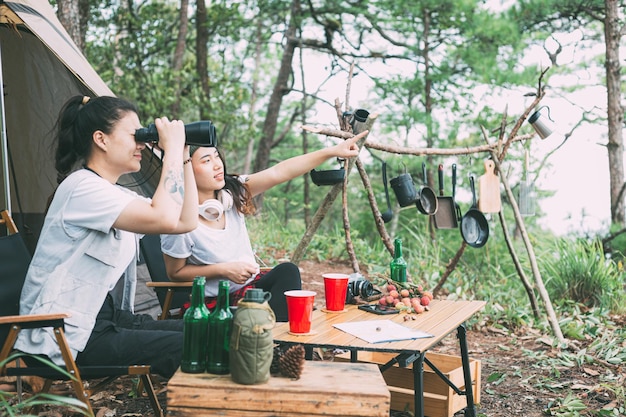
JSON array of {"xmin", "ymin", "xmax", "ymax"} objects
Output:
[{"xmin": 7, "ymin": 258, "xmax": 625, "ymax": 417}]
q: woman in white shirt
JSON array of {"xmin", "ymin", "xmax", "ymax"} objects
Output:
[
  {"xmin": 161, "ymin": 132, "xmax": 362, "ymax": 321},
  {"xmin": 15, "ymin": 95, "xmax": 197, "ymax": 378}
]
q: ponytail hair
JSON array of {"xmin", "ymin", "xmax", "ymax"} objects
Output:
[
  {"xmin": 217, "ymin": 148, "xmax": 255, "ymax": 215},
  {"xmin": 54, "ymin": 95, "xmax": 138, "ymax": 182}
]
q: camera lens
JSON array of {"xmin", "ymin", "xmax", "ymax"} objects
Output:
[
  {"xmin": 345, "ymin": 277, "xmax": 375, "ymax": 304},
  {"xmin": 356, "ymin": 279, "xmax": 374, "ymax": 298}
]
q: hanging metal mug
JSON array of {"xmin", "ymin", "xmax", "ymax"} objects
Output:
[
  {"xmin": 350, "ymin": 108, "xmax": 370, "ymax": 134},
  {"xmin": 528, "ymin": 106, "xmax": 554, "ymax": 139},
  {"xmin": 390, "ymin": 171, "xmax": 418, "ymax": 208}
]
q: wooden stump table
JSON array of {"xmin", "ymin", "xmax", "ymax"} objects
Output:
[{"xmin": 167, "ymin": 361, "xmax": 390, "ymax": 417}]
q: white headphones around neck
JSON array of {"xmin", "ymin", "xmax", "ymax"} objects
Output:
[{"xmin": 199, "ymin": 190, "xmax": 234, "ymax": 221}]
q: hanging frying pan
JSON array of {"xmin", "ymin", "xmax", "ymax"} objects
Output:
[
  {"xmin": 433, "ymin": 164, "xmax": 457, "ymax": 229},
  {"xmin": 460, "ymin": 175, "xmax": 489, "ymax": 248},
  {"xmin": 381, "ymin": 162, "xmax": 393, "ymax": 223},
  {"xmin": 415, "ymin": 162, "xmax": 438, "ymax": 215}
]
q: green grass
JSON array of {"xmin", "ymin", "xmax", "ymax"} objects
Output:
[{"xmin": 0, "ymin": 352, "xmax": 92, "ymax": 416}]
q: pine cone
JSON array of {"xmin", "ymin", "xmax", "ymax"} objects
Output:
[
  {"xmin": 270, "ymin": 344, "xmax": 286, "ymax": 376},
  {"xmin": 278, "ymin": 344, "xmax": 305, "ymax": 380}
]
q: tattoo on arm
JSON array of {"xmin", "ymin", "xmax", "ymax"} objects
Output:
[{"xmin": 163, "ymin": 166, "xmax": 185, "ymax": 205}]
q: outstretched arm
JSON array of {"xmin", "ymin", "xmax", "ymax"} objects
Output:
[{"xmin": 245, "ymin": 130, "xmax": 366, "ymax": 197}]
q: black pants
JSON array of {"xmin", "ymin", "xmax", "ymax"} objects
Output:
[
  {"xmin": 255, "ymin": 262, "xmax": 301, "ymax": 322},
  {"xmin": 76, "ymin": 296, "xmax": 183, "ymax": 378}
]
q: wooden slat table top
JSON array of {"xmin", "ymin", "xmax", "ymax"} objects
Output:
[{"xmin": 273, "ymin": 299, "xmax": 486, "ymax": 354}]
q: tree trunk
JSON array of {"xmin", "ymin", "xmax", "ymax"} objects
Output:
[
  {"xmin": 243, "ymin": 20, "xmax": 264, "ymax": 175},
  {"xmin": 252, "ymin": 0, "xmax": 300, "ymax": 211},
  {"xmin": 57, "ymin": 0, "xmax": 85, "ymax": 52},
  {"xmin": 171, "ymin": 0, "xmax": 190, "ymax": 117},
  {"xmin": 604, "ymin": 0, "xmax": 624, "ymax": 225},
  {"xmin": 196, "ymin": 0, "xmax": 211, "ymax": 120}
]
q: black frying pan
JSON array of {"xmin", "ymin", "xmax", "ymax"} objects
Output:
[
  {"xmin": 460, "ymin": 175, "xmax": 489, "ymax": 248},
  {"xmin": 415, "ymin": 162, "xmax": 438, "ymax": 215}
]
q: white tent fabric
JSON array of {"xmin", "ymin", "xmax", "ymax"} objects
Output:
[{"xmin": 0, "ymin": 0, "xmax": 113, "ymax": 250}]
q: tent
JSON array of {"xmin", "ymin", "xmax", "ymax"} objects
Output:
[{"xmin": 0, "ymin": 0, "xmax": 113, "ymax": 251}]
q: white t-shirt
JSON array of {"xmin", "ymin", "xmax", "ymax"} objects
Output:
[{"xmin": 160, "ymin": 205, "xmax": 258, "ymax": 297}]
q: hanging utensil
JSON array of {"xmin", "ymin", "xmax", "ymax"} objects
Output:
[
  {"xmin": 390, "ymin": 164, "xmax": 418, "ymax": 208},
  {"xmin": 460, "ymin": 175, "xmax": 490, "ymax": 248},
  {"xmin": 433, "ymin": 164, "xmax": 457, "ymax": 229},
  {"xmin": 452, "ymin": 164, "xmax": 462, "ymax": 223},
  {"xmin": 381, "ymin": 162, "xmax": 393, "ymax": 223},
  {"xmin": 478, "ymin": 159, "xmax": 501, "ymax": 213},
  {"xmin": 415, "ymin": 162, "xmax": 438, "ymax": 215},
  {"xmin": 519, "ymin": 149, "xmax": 535, "ymax": 216}
]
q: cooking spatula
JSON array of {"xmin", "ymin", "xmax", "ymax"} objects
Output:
[{"xmin": 519, "ymin": 150, "xmax": 535, "ymax": 216}]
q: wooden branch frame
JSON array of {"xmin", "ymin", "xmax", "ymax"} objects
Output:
[{"xmin": 291, "ymin": 67, "xmax": 568, "ymax": 343}]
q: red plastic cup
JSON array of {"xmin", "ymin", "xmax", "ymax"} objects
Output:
[
  {"xmin": 323, "ymin": 273, "xmax": 349, "ymax": 311},
  {"xmin": 284, "ymin": 290, "xmax": 316, "ymax": 334}
]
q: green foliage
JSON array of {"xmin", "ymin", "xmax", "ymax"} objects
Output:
[
  {"xmin": 546, "ymin": 393, "xmax": 587, "ymax": 416},
  {"xmin": 0, "ymin": 352, "xmax": 92, "ymax": 416},
  {"xmin": 541, "ymin": 238, "xmax": 626, "ymax": 314},
  {"xmin": 602, "ymin": 224, "xmax": 626, "ymax": 263}
]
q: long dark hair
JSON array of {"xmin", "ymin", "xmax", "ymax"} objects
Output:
[
  {"xmin": 54, "ymin": 95, "xmax": 138, "ymax": 183},
  {"xmin": 217, "ymin": 148, "xmax": 255, "ymax": 216}
]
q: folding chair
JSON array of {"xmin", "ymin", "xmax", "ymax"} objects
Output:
[
  {"xmin": 140, "ymin": 234, "xmax": 192, "ymax": 320},
  {"xmin": 0, "ymin": 209, "xmax": 18, "ymax": 235},
  {"xmin": 0, "ymin": 210, "xmax": 164, "ymax": 416}
]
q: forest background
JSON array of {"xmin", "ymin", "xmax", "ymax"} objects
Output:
[{"xmin": 45, "ymin": 0, "xmax": 626, "ymax": 415}]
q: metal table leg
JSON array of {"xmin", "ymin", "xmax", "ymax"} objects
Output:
[
  {"xmin": 457, "ymin": 324, "xmax": 477, "ymax": 417},
  {"xmin": 412, "ymin": 352, "xmax": 425, "ymax": 417}
]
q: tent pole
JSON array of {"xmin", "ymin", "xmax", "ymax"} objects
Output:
[{"xmin": 0, "ymin": 43, "xmax": 10, "ymax": 213}]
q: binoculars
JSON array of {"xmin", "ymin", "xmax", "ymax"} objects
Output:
[{"xmin": 135, "ymin": 120, "xmax": 217, "ymax": 147}]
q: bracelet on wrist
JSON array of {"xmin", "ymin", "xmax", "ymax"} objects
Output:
[{"xmin": 183, "ymin": 158, "xmax": 192, "ymax": 165}]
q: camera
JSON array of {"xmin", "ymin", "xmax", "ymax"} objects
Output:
[
  {"xmin": 345, "ymin": 274, "xmax": 380, "ymax": 304},
  {"xmin": 135, "ymin": 120, "xmax": 217, "ymax": 147}
]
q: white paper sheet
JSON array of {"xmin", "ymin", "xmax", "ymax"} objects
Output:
[{"xmin": 333, "ymin": 319, "xmax": 434, "ymax": 344}]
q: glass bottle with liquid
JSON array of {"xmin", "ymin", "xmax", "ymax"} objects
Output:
[
  {"xmin": 181, "ymin": 276, "xmax": 210, "ymax": 373},
  {"xmin": 390, "ymin": 238, "xmax": 407, "ymax": 283},
  {"xmin": 206, "ymin": 280, "xmax": 233, "ymax": 374}
]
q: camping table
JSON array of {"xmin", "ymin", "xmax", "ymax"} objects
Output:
[{"xmin": 273, "ymin": 299, "xmax": 486, "ymax": 417}]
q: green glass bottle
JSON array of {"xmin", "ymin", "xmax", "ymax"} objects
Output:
[
  {"xmin": 390, "ymin": 238, "xmax": 407, "ymax": 283},
  {"xmin": 206, "ymin": 280, "xmax": 233, "ymax": 374},
  {"xmin": 181, "ymin": 276, "xmax": 210, "ymax": 373}
]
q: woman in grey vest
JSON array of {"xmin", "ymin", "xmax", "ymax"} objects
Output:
[{"xmin": 15, "ymin": 95, "xmax": 198, "ymax": 378}]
